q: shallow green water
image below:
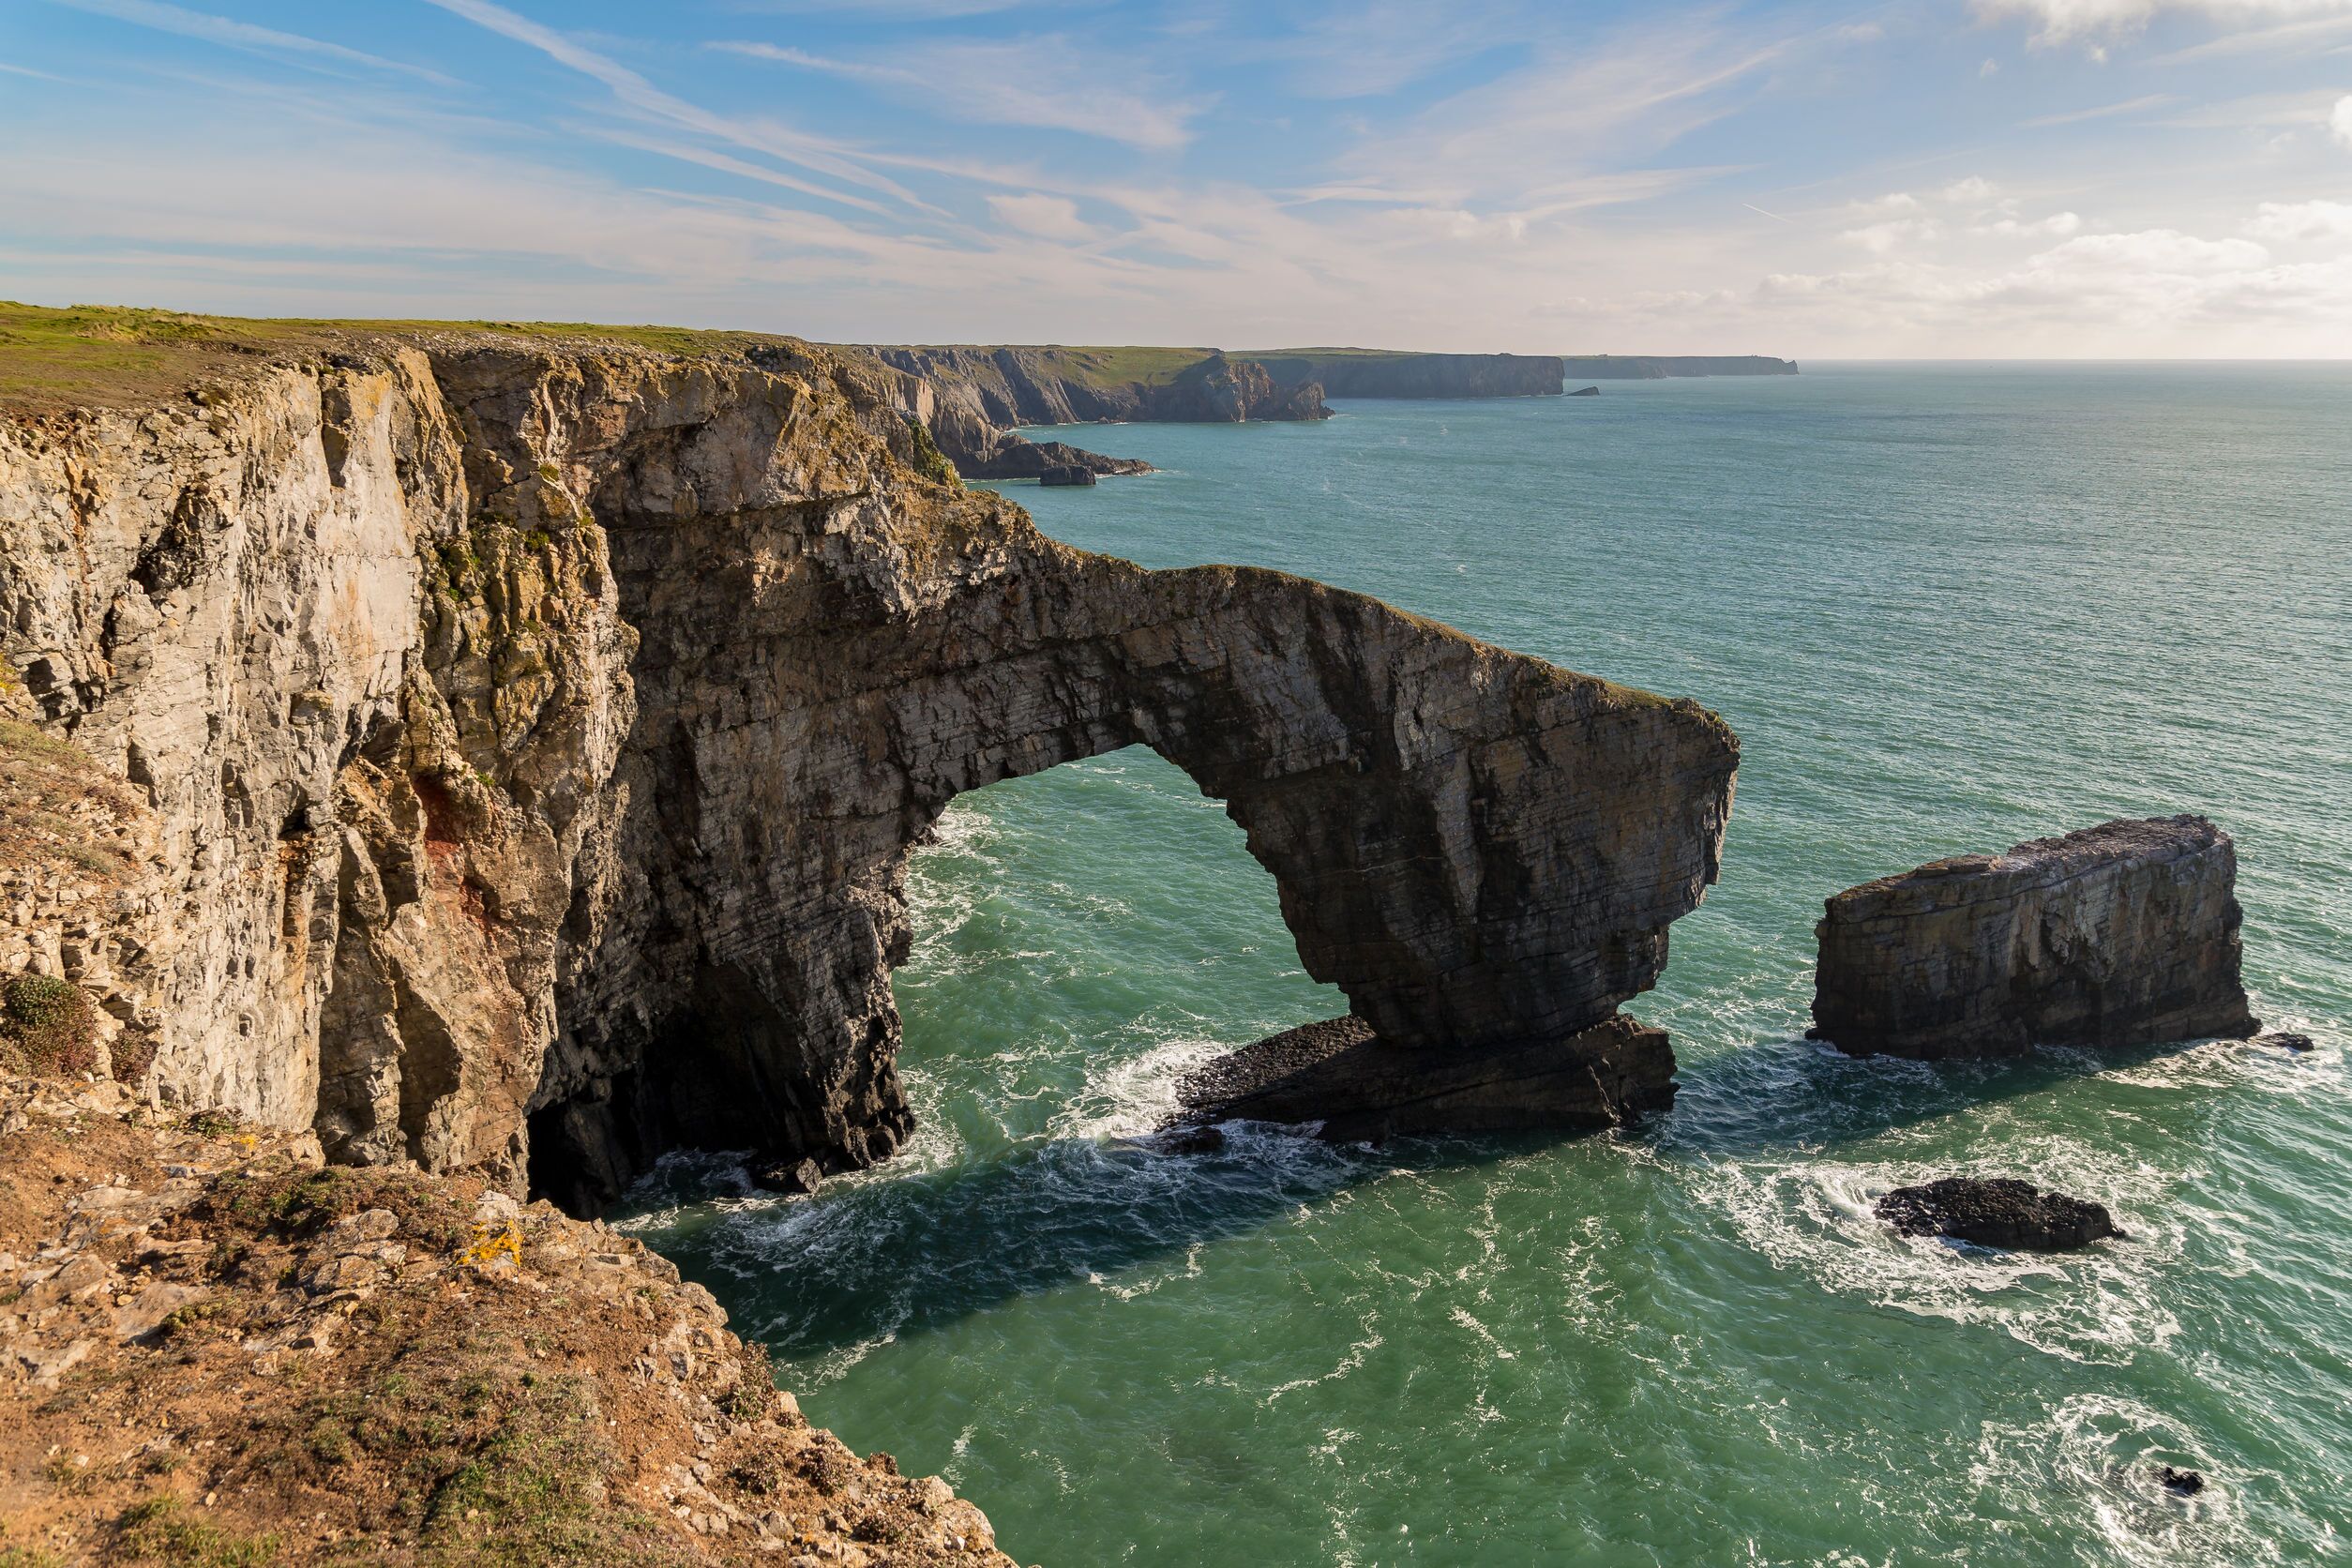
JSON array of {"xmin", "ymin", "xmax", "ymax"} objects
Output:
[{"xmin": 621, "ymin": 366, "xmax": 2352, "ymax": 1566}]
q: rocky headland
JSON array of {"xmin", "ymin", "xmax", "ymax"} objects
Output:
[
  {"xmin": 0, "ymin": 300, "xmax": 1738, "ymax": 1208},
  {"xmin": 860, "ymin": 344, "xmax": 1796, "ymax": 484},
  {"xmin": 0, "ymin": 301, "xmax": 1747, "ymax": 1560},
  {"xmin": 1810, "ymin": 816, "xmax": 2258, "ymax": 1059}
]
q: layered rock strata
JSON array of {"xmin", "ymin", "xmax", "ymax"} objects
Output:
[
  {"xmin": 2, "ymin": 324, "xmax": 1737, "ymax": 1215},
  {"xmin": 1811, "ymin": 816, "xmax": 2258, "ymax": 1059},
  {"xmin": 1175, "ymin": 1013, "xmax": 1675, "ymax": 1141}
]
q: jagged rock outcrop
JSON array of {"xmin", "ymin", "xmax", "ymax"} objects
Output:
[
  {"xmin": 3, "ymin": 322, "xmax": 1736, "ymax": 1214},
  {"xmin": 1876, "ymin": 1176, "xmax": 2125, "ymax": 1251},
  {"xmin": 1811, "ymin": 816, "xmax": 2258, "ymax": 1060}
]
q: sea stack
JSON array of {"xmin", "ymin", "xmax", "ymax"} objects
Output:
[{"xmin": 1811, "ymin": 816, "xmax": 2257, "ymax": 1059}]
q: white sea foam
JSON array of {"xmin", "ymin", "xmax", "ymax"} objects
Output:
[
  {"xmin": 1970, "ymin": 1394, "xmax": 2281, "ymax": 1568},
  {"xmin": 1692, "ymin": 1134, "xmax": 2190, "ymax": 1364}
]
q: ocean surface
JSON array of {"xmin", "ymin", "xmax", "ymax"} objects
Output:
[{"xmin": 619, "ymin": 364, "xmax": 2352, "ymax": 1566}]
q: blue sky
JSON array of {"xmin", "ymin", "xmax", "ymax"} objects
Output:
[{"xmin": 2, "ymin": 0, "xmax": 2349, "ymax": 354}]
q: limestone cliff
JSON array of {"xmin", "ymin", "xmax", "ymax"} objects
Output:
[
  {"xmin": 2, "ymin": 315, "xmax": 1736, "ymax": 1214},
  {"xmin": 1558, "ymin": 355, "xmax": 1800, "ymax": 379},
  {"xmin": 1247, "ymin": 351, "xmax": 1566, "ymax": 400},
  {"xmin": 1810, "ymin": 816, "xmax": 2257, "ymax": 1059}
]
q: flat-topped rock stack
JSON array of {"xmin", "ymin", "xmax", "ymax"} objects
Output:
[{"xmin": 1811, "ymin": 815, "xmax": 2259, "ymax": 1060}]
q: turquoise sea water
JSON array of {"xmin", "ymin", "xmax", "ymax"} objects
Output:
[{"xmin": 622, "ymin": 365, "xmax": 2352, "ymax": 1566}]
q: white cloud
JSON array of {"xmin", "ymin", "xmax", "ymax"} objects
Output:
[
  {"xmin": 716, "ymin": 38, "xmax": 1207, "ymax": 151},
  {"xmin": 1843, "ymin": 218, "xmax": 1941, "ymax": 252},
  {"xmin": 986, "ymin": 193, "xmax": 1094, "ymax": 241},
  {"xmin": 2244, "ymin": 198, "xmax": 2352, "ymax": 238},
  {"xmin": 1977, "ymin": 211, "xmax": 2086, "ymax": 234},
  {"xmin": 2334, "ymin": 94, "xmax": 2352, "ymax": 147},
  {"xmin": 1977, "ymin": 0, "xmax": 2352, "ymax": 47}
]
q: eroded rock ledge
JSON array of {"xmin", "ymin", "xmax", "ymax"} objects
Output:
[
  {"xmin": 1, "ymin": 325, "xmax": 1737, "ymax": 1214},
  {"xmin": 1811, "ymin": 815, "xmax": 2257, "ymax": 1060}
]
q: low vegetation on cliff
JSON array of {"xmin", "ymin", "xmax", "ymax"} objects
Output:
[{"xmin": 0, "ymin": 1076, "xmax": 1016, "ymax": 1566}]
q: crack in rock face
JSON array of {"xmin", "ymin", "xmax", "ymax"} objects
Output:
[{"xmin": 1, "ymin": 334, "xmax": 1739, "ymax": 1213}]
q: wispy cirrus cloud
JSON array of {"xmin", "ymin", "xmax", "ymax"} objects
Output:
[
  {"xmin": 42, "ymin": 0, "xmax": 456, "ymax": 84},
  {"xmin": 420, "ymin": 0, "xmax": 933, "ymax": 213},
  {"xmin": 2023, "ymin": 93, "xmax": 2178, "ymax": 125},
  {"xmin": 715, "ymin": 38, "xmax": 1210, "ymax": 151}
]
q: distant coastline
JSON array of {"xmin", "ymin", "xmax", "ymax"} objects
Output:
[{"xmin": 861, "ymin": 343, "xmax": 1799, "ymax": 480}]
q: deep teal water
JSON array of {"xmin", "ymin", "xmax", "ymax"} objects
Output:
[{"xmin": 622, "ymin": 366, "xmax": 2352, "ymax": 1566}]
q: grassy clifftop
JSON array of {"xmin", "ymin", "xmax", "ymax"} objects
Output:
[{"xmin": 0, "ymin": 302, "xmax": 829, "ymax": 413}]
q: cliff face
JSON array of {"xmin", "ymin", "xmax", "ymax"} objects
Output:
[
  {"xmin": 1558, "ymin": 355, "xmax": 1799, "ymax": 380},
  {"xmin": 2, "ymin": 327, "xmax": 1736, "ymax": 1214},
  {"xmin": 1811, "ymin": 816, "xmax": 2258, "ymax": 1060},
  {"xmin": 1249, "ymin": 352, "xmax": 1565, "ymax": 400},
  {"xmin": 867, "ymin": 345, "xmax": 1327, "ymax": 481}
]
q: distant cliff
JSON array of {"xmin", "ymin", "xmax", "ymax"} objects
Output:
[
  {"xmin": 1247, "ymin": 351, "xmax": 1565, "ymax": 400},
  {"xmin": 1560, "ymin": 355, "xmax": 1799, "ymax": 379},
  {"xmin": 865, "ymin": 345, "xmax": 1325, "ymax": 480}
]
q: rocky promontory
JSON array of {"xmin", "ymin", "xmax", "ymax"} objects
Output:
[
  {"xmin": 0, "ymin": 303, "xmax": 1738, "ymax": 1218},
  {"xmin": 1811, "ymin": 816, "xmax": 2258, "ymax": 1059}
]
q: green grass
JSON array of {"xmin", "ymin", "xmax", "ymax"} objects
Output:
[
  {"xmin": 0, "ymin": 301, "xmax": 826, "ymax": 413},
  {"xmin": 113, "ymin": 1496, "xmax": 279, "ymax": 1568}
]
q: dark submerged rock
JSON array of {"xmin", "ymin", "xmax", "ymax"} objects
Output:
[
  {"xmin": 749, "ymin": 1155, "xmax": 824, "ymax": 1195},
  {"xmin": 2158, "ymin": 1466, "xmax": 2206, "ymax": 1497},
  {"xmin": 1567, "ymin": 384, "xmax": 1601, "ymax": 397},
  {"xmin": 1875, "ymin": 1177, "xmax": 2125, "ymax": 1251},
  {"xmin": 1812, "ymin": 815, "xmax": 2259, "ymax": 1059},
  {"xmin": 1152, "ymin": 1123, "xmax": 1228, "ymax": 1156},
  {"xmin": 2254, "ymin": 1031, "xmax": 2314, "ymax": 1052}
]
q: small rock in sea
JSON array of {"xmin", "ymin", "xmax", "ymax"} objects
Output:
[
  {"xmin": 2158, "ymin": 1466, "xmax": 2206, "ymax": 1497},
  {"xmin": 1567, "ymin": 384, "xmax": 1601, "ymax": 397},
  {"xmin": 2253, "ymin": 1031, "xmax": 2314, "ymax": 1052},
  {"xmin": 1037, "ymin": 463, "xmax": 1097, "ymax": 487},
  {"xmin": 748, "ymin": 1155, "xmax": 823, "ymax": 1195},
  {"xmin": 1153, "ymin": 1123, "xmax": 1227, "ymax": 1156},
  {"xmin": 1876, "ymin": 1176, "xmax": 2125, "ymax": 1252}
]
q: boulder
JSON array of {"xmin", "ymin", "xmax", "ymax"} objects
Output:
[
  {"xmin": 1036, "ymin": 464, "xmax": 1096, "ymax": 487},
  {"xmin": 2254, "ymin": 1031, "xmax": 2314, "ymax": 1052},
  {"xmin": 1875, "ymin": 1177, "xmax": 2124, "ymax": 1251},
  {"xmin": 1811, "ymin": 816, "xmax": 2258, "ymax": 1059},
  {"xmin": 2157, "ymin": 1467, "xmax": 2205, "ymax": 1497}
]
